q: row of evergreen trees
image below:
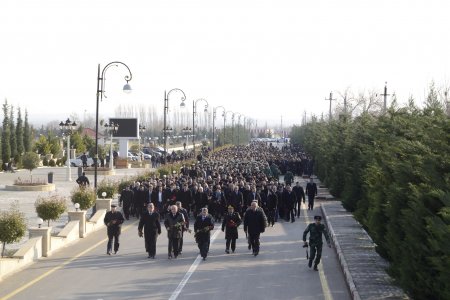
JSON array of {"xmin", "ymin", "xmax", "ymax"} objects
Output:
[
  {"xmin": 1, "ymin": 100, "xmax": 33, "ymax": 165},
  {"xmin": 290, "ymin": 87, "xmax": 450, "ymax": 299}
]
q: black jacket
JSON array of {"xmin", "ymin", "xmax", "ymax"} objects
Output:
[
  {"xmin": 244, "ymin": 208, "xmax": 267, "ymax": 235},
  {"xmin": 138, "ymin": 211, "xmax": 161, "ymax": 236}
]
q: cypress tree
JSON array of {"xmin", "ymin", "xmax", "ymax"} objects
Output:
[
  {"xmin": 9, "ymin": 106, "xmax": 17, "ymax": 159},
  {"xmin": 1, "ymin": 100, "xmax": 11, "ymax": 164},
  {"xmin": 16, "ymin": 107, "xmax": 24, "ymax": 156},
  {"xmin": 23, "ymin": 109, "xmax": 31, "ymax": 152}
]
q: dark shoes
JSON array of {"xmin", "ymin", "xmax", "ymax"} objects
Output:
[
  {"xmin": 248, "ymin": 244, "xmax": 252, "ymax": 250},
  {"xmin": 107, "ymin": 251, "xmax": 111, "ymax": 255},
  {"xmin": 313, "ymin": 266, "xmax": 318, "ymax": 271},
  {"xmin": 225, "ymin": 249, "xmax": 230, "ymax": 254},
  {"xmin": 168, "ymin": 255, "xmax": 172, "ymax": 259},
  {"xmin": 308, "ymin": 260, "xmax": 313, "ymax": 268},
  {"xmin": 202, "ymin": 257, "xmax": 206, "ymax": 261}
]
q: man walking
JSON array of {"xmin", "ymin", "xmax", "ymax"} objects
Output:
[
  {"xmin": 104, "ymin": 204, "xmax": 125, "ymax": 255},
  {"xmin": 305, "ymin": 178, "xmax": 318, "ymax": 210},
  {"xmin": 119, "ymin": 185, "xmax": 134, "ymax": 220},
  {"xmin": 194, "ymin": 207, "xmax": 214, "ymax": 261},
  {"xmin": 244, "ymin": 201, "xmax": 268, "ymax": 256},
  {"xmin": 303, "ymin": 215, "xmax": 331, "ymax": 271},
  {"xmin": 292, "ymin": 182, "xmax": 305, "ymax": 217},
  {"xmin": 164, "ymin": 205, "xmax": 185, "ymax": 259},
  {"xmin": 138, "ymin": 203, "xmax": 161, "ymax": 259},
  {"xmin": 221, "ymin": 205, "xmax": 242, "ymax": 254}
]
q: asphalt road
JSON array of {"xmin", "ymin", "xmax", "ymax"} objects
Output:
[{"xmin": 0, "ymin": 201, "xmax": 350, "ymax": 300}]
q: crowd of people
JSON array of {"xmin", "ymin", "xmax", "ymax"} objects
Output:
[{"xmin": 105, "ymin": 142, "xmax": 330, "ymax": 268}]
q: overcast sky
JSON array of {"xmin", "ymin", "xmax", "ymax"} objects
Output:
[{"xmin": 0, "ymin": 0, "xmax": 449, "ymax": 127}]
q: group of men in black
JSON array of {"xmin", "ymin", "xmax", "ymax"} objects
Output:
[{"xmin": 104, "ymin": 142, "xmax": 330, "ymax": 269}]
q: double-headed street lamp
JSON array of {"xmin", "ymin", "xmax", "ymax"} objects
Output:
[
  {"xmin": 164, "ymin": 89, "xmax": 186, "ymax": 161},
  {"xmin": 212, "ymin": 106, "xmax": 226, "ymax": 151},
  {"xmin": 139, "ymin": 124, "xmax": 146, "ymax": 160},
  {"xmin": 181, "ymin": 98, "xmax": 208, "ymax": 154},
  {"xmin": 182, "ymin": 127, "xmax": 192, "ymax": 149},
  {"xmin": 104, "ymin": 122, "xmax": 119, "ymax": 170},
  {"xmin": 59, "ymin": 118, "xmax": 77, "ymax": 181},
  {"xmin": 95, "ymin": 62, "xmax": 133, "ymax": 189}
]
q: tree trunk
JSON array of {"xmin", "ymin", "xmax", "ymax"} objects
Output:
[
  {"xmin": 1, "ymin": 241, "xmax": 6, "ymax": 258},
  {"xmin": 48, "ymin": 220, "xmax": 50, "ymax": 227}
]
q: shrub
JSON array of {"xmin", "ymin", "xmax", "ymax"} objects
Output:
[
  {"xmin": 118, "ymin": 179, "xmax": 134, "ymax": 192},
  {"xmin": 70, "ymin": 187, "xmax": 96, "ymax": 210},
  {"xmin": 96, "ymin": 179, "xmax": 118, "ymax": 198},
  {"xmin": 43, "ymin": 157, "xmax": 49, "ymax": 166},
  {"xmin": 48, "ymin": 159, "xmax": 56, "ymax": 167},
  {"xmin": 22, "ymin": 152, "xmax": 40, "ymax": 183},
  {"xmin": 0, "ymin": 202, "xmax": 27, "ymax": 257},
  {"xmin": 35, "ymin": 194, "xmax": 67, "ymax": 226},
  {"xmin": 56, "ymin": 158, "xmax": 63, "ymax": 166}
]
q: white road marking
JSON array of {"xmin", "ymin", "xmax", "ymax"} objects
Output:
[{"xmin": 169, "ymin": 228, "xmax": 221, "ymax": 300}]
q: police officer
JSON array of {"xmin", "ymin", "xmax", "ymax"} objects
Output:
[
  {"xmin": 302, "ymin": 215, "xmax": 331, "ymax": 271},
  {"xmin": 221, "ymin": 205, "xmax": 242, "ymax": 254},
  {"xmin": 104, "ymin": 204, "xmax": 125, "ymax": 255}
]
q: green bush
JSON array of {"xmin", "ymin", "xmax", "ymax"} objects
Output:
[
  {"xmin": 35, "ymin": 194, "xmax": 67, "ymax": 226},
  {"xmin": 48, "ymin": 159, "xmax": 56, "ymax": 167},
  {"xmin": 70, "ymin": 187, "xmax": 96, "ymax": 210},
  {"xmin": 118, "ymin": 179, "xmax": 134, "ymax": 192},
  {"xmin": 22, "ymin": 152, "xmax": 40, "ymax": 182},
  {"xmin": 96, "ymin": 179, "xmax": 118, "ymax": 198},
  {"xmin": 43, "ymin": 157, "xmax": 49, "ymax": 166},
  {"xmin": 0, "ymin": 202, "xmax": 27, "ymax": 257}
]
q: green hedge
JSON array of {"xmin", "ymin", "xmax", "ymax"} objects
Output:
[{"xmin": 290, "ymin": 91, "xmax": 450, "ymax": 299}]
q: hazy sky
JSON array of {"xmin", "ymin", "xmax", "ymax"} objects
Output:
[{"xmin": 0, "ymin": 0, "xmax": 449, "ymax": 127}]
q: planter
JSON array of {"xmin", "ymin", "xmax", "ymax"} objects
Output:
[
  {"xmin": 84, "ymin": 168, "xmax": 115, "ymax": 176},
  {"xmin": 115, "ymin": 159, "xmax": 130, "ymax": 169},
  {"xmin": 5, "ymin": 184, "xmax": 56, "ymax": 192}
]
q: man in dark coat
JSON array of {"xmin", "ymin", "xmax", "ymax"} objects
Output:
[
  {"xmin": 305, "ymin": 178, "xmax": 318, "ymax": 210},
  {"xmin": 266, "ymin": 186, "xmax": 278, "ymax": 227},
  {"xmin": 303, "ymin": 215, "xmax": 331, "ymax": 271},
  {"xmin": 176, "ymin": 201, "xmax": 190, "ymax": 255},
  {"xmin": 177, "ymin": 184, "xmax": 193, "ymax": 217},
  {"xmin": 244, "ymin": 201, "xmax": 268, "ymax": 256},
  {"xmin": 282, "ymin": 185, "xmax": 297, "ymax": 223},
  {"xmin": 227, "ymin": 185, "xmax": 243, "ymax": 215},
  {"xmin": 75, "ymin": 172, "xmax": 90, "ymax": 187},
  {"xmin": 193, "ymin": 186, "xmax": 208, "ymax": 216},
  {"xmin": 119, "ymin": 185, "xmax": 134, "ymax": 220},
  {"xmin": 292, "ymin": 182, "xmax": 305, "ymax": 218},
  {"xmin": 164, "ymin": 205, "xmax": 185, "ymax": 259},
  {"xmin": 104, "ymin": 204, "xmax": 125, "ymax": 255},
  {"xmin": 138, "ymin": 203, "xmax": 161, "ymax": 258},
  {"xmin": 221, "ymin": 205, "xmax": 242, "ymax": 254},
  {"xmin": 194, "ymin": 207, "xmax": 214, "ymax": 261}
]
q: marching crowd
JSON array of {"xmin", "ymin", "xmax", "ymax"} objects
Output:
[{"xmin": 104, "ymin": 142, "xmax": 330, "ymax": 269}]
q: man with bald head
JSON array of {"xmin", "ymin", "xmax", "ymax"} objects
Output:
[
  {"xmin": 244, "ymin": 201, "xmax": 268, "ymax": 256},
  {"xmin": 164, "ymin": 205, "xmax": 185, "ymax": 259}
]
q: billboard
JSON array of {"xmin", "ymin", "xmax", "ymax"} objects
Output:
[{"xmin": 109, "ymin": 118, "xmax": 138, "ymax": 139}]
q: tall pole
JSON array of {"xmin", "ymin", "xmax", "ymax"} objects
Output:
[
  {"xmin": 212, "ymin": 110, "xmax": 215, "ymax": 151},
  {"xmin": 231, "ymin": 113, "xmax": 235, "ymax": 145},
  {"xmin": 192, "ymin": 99, "xmax": 196, "ymax": 154},
  {"xmin": 164, "ymin": 90, "xmax": 168, "ymax": 161},
  {"xmin": 110, "ymin": 132, "xmax": 113, "ymax": 170},
  {"xmin": 380, "ymin": 82, "xmax": 390, "ymax": 112},
  {"xmin": 325, "ymin": 91, "xmax": 336, "ymax": 121},
  {"xmin": 66, "ymin": 135, "xmax": 71, "ymax": 181}
]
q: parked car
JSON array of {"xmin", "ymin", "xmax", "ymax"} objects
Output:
[
  {"xmin": 127, "ymin": 151, "xmax": 138, "ymax": 161},
  {"xmin": 70, "ymin": 154, "xmax": 94, "ymax": 167},
  {"xmin": 139, "ymin": 151, "xmax": 152, "ymax": 160}
]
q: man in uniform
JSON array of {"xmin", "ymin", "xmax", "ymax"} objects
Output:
[
  {"xmin": 164, "ymin": 205, "xmax": 185, "ymax": 259},
  {"xmin": 244, "ymin": 201, "xmax": 268, "ymax": 256},
  {"xmin": 194, "ymin": 207, "xmax": 214, "ymax": 261},
  {"xmin": 138, "ymin": 203, "xmax": 161, "ymax": 258},
  {"xmin": 76, "ymin": 172, "xmax": 90, "ymax": 187},
  {"xmin": 104, "ymin": 204, "xmax": 125, "ymax": 255},
  {"xmin": 303, "ymin": 215, "xmax": 331, "ymax": 271},
  {"xmin": 221, "ymin": 205, "xmax": 242, "ymax": 254}
]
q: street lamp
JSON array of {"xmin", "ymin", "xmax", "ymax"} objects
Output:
[
  {"xmin": 234, "ymin": 113, "xmax": 242, "ymax": 145},
  {"xmin": 139, "ymin": 124, "xmax": 146, "ymax": 161},
  {"xmin": 59, "ymin": 118, "xmax": 77, "ymax": 181},
  {"xmin": 181, "ymin": 98, "xmax": 208, "ymax": 154},
  {"xmin": 212, "ymin": 106, "xmax": 225, "ymax": 151},
  {"xmin": 164, "ymin": 89, "xmax": 186, "ymax": 162},
  {"xmin": 182, "ymin": 127, "xmax": 192, "ymax": 149},
  {"xmin": 224, "ymin": 111, "xmax": 234, "ymax": 145},
  {"xmin": 104, "ymin": 121, "xmax": 119, "ymax": 170},
  {"xmin": 95, "ymin": 62, "xmax": 132, "ymax": 189}
]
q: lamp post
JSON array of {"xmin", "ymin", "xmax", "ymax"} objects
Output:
[
  {"xmin": 59, "ymin": 118, "xmax": 77, "ymax": 181},
  {"xmin": 181, "ymin": 98, "xmax": 208, "ymax": 154},
  {"xmin": 95, "ymin": 62, "xmax": 132, "ymax": 189},
  {"xmin": 139, "ymin": 124, "xmax": 146, "ymax": 161},
  {"xmin": 164, "ymin": 89, "xmax": 186, "ymax": 162},
  {"xmin": 182, "ymin": 127, "xmax": 192, "ymax": 149},
  {"xmin": 234, "ymin": 113, "xmax": 242, "ymax": 145},
  {"xmin": 224, "ymin": 111, "xmax": 234, "ymax": 145},
  {"xmin": 104, "ymin": 121, "xmax": 119, "ymax": 170},
  {"xmin": 212, "ymin": 106, "xmax": 225, "ymax": 151}
]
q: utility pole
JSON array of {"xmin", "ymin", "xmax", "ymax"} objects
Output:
[
  {"xmin": 380, "ymin": 82, "xmax": 390, "ymax": 112},
  {"xmin": 280, "ymin": 115, "xmax": 283, "ymax": 138},
  {"xmin": 325, "ymin": 91, "xmax": 336, "ymax": 121}
]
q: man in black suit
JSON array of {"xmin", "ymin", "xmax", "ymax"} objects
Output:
[
  {"xmin": 305, "ymin": 178, "xmax": 318, "ymax": 210},
  {"xmin": 138, "ymin": 203, "xmax": 161, "ymax": 258},
  {"xmin": 194, "ymin": 207, "xmax": 214, "ymax": 261},
  {"xmin": 244, "ymin": 201, "xmax": 268, "ymax": 256},
  {"xmin": 292, "ymin": 182, "xmax": 305, "ymax": 218},
  {"xmin": 282, "ymin": 185, "xmax": 297, "ymax": 223},
  {"xmin": 119, "ymin": 185, "xmax": 134, "ymax": 220},
  {"xmin": 104, "ymin": 204, "xmax": 124, "ymax": 255}
]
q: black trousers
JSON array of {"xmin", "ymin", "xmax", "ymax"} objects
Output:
[
  {"xmin": 168, "ymin": 237, "xmax": 180, "ymax": 257},
  {"xmin": 145, "ymin": 234, "xmax": 158, "ymax": 256},
  {"xmin": 179, "ymin": 231, "xmax": 184, "ymax": 252},
  {"xmin": 226, "ymin": 238, "xmax": 236, "ymax": 251},
  {"xmin": 307, "ymin": 195, "xmax": 315, "ymax": 210},
  {"xmin": 107, "ymin": 232, "xmax": 120, "ymax": 253},
  {"xmin": 309, "ymin": 243, "xmax": 323, "ymax": 266},
  {"xmin": 285, "ymin": 208, "xmax": 295, "ymax": 222},
  {"xmin": 267, "ymin": 209, "xmax": 276, "ymax": 226},
  {"xmin": 198, "ymin": 239, "xmax": 210, "ymax": 258},
  {"xmin": 248, "ymin": 233, "xmax": 260, "ymax": 253},
  {"xmin": 122, "ymin": 204, "xmax": 130, "ymax": 220}
]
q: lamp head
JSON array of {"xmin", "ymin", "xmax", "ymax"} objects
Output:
[
  {"xmin": 123, "ymin": 82, "xmax": 132, "ymax": 94},
  {"xmin": 180, "ymin": 101, "xmax": 185, "ymax": 108},
  {"xmin": 74, "ymin": 203, "xmax": 80, "ymax": 211},
  {"xmin": 37, "ymin": 218, "xmax": 43, "ymax": 228},
  {"xmin": 102, "ymin": 192, "xmax": 107, "ymax": 199}
]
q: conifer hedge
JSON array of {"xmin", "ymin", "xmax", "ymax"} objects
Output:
[{"xmin": 290, "ymin": 95, "xmax": 450, "ymax": 299}]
